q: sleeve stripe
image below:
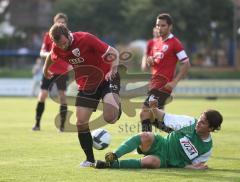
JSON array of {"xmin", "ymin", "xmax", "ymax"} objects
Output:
[
  {"xmin": 176, "ymin": 50, "xmax": 187, "ymax": 61},
  {"xmin": 102, "ymin": 46, "xmax": 111, "ymax": 58},
  {"xmin": 192, "ymin": 149, "xmax": 212, "ymax": 164}
]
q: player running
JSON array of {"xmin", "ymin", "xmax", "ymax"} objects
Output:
[
  {"xmin": 43, "ymin": 23, "xmax": 121, "ymax": 167},
  {"xmin": 32, "ymin": 13, "xmax": 70, "ymax": 132}
]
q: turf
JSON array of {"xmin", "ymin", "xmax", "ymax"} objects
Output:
[{"xmin": 0, "ymin": 97, "xmax": 239, "ymax": 182}]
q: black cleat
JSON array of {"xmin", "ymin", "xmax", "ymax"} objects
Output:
[
  {"xmin": 59, "ymin": 126, "xmax": 64, "ymax": 132},
  {"xmin": 105, "ymin": 152, "xmax": 118, "ymax": 162},
  {"xmin": 94, "ymin": 160, "xmax": 110, "ymax": 169},
  {"xmin": 117, "ymin": 103, "xmax": 122, "ymax": 120},
  {"xmin": 32, "ymin": 125, "xmax": 40, "ymax": 131}
]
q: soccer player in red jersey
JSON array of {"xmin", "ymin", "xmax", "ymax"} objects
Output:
[
  {"xmin": 43, "ymin": 24, "xmax": 121, "ymax": 167},
  {"xmin": 32, "ymin": 13, "xmax": 70, "ymax": 132},
  {"xmin": 140, "ymin": 13, "xmax": 191, "ymax": 132},
  {"xmin": 141, "ymin": 27, "xmax": 160, "ymax": 71}
]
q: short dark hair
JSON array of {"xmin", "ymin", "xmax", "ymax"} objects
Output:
[
  {"xmin": 49, "ymin": 23, "xmax": 70, "ymax": 42},
  {"xmin": 157, "ymin": 13, "xmax": 173, "ymax": 25},
  {"xmin": 53, "ymin": 12, "xmax": 68, "ymax": 23},
  {"xmin": 205, "ymin": 109, "xmax": 223, "ymax": 131}
]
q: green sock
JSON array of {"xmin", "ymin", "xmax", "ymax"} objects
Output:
[
  {"xmin": 114, "ymin": 134, "xmax": 141, "ymax": 158},
  {"xmin": 110, "ymin": 159, "xmax": 141, "ymax": 168}
]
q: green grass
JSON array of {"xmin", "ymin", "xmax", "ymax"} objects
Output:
[{"xmin": 0, "ymin": 97, "xmax": 239, "ymax": 182}]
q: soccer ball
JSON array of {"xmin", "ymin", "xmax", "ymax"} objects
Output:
[{"xmin": 92, "ymin": 128, "xmax": 111, "ymax": 150}]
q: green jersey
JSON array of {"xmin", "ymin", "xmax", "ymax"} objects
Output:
[
  {"xmin": 164, "ymin": 113, "xmax": 212, "ymax": 168},
  {"xmin": 144, "ymin": 113, "xmax": 213, "ymax": 168}
]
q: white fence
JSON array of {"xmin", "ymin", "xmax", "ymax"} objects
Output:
[{"xmin": 0, "ymin": 78, "xmax": 240, "ymax": 97}]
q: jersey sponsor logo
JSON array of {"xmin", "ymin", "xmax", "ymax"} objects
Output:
[
  {"xmin": 153, "ymin": 51, "xmax": 164, "ymax": 61},
  {"xmin": 162, "ymin": 44, "xmax": 169, "ymax": 52},
  {"xmin": 180, "ymin": 136, "xmax": 198, "ymax": 160},
  {"xmin": 68, "ymin": 57, "xmax": 85, "ymax": 65},
  {"xmin": 72, "ymin": 48, "xmax": 80, "ymax": 57}
]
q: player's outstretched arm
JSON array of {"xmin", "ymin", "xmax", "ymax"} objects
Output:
[{"xmin": 43, "ymin": 54, "xmax": 54, "ymax": 79}]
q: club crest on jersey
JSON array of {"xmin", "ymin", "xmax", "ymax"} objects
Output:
[
  {"xmin": 72, "ymin": 48, "xmax": 80, "ymax": 57},
  {"xmin": 162, "ymin": 44, "xmax": 169, "ymax": 52}
]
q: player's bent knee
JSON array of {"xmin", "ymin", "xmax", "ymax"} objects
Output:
[
  {"xmin": 141, "ymin": 156, "xmax": 160, "ymax": 168},
  {"xmin": 140, "ymin": 109, "xmax": 151, "ymax": 120},
  {"xmin": 140, "ymin": 132, "xmax": 154, "ymax": 143},
  {"xmin": 76, "ymin": 120, "xmax": 89, "ymax": 131},
  {"xmin": 139, "ymin": 132, "xmax": 154, "ymax": 152},
  {"xmin": 103, "ymin": 107, "xmax": 120, "ymax": 124},
  {"xmin": 103, "ymin": 112, "xmax": 118, "ymax": 124}
]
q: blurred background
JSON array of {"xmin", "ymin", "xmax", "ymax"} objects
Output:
[{"xmin": 0, "ymin": 0, "xmax": 240, "ymax": 97}]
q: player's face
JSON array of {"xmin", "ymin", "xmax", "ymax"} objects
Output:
[
  {"xmin": 196, "ymin": 113, "xmax": 211, "ymax": 133},
  {"xmin": 55, "ymin": 35, "xmax": 70, "ymax": 51},
  {"xmin": 155, "ymin": 19, "xmax": 171, "ymax": 39},
  {"xmin": 55, "ymin": 18, "xmax": 67, "ymax": 26}
]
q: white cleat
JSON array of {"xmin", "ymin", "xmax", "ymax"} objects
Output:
[{"xmin": 79, "ymin": 160, "xmax": 95, "ymax": 167}]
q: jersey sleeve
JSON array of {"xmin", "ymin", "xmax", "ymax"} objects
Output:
[
  {"xmin": 146, "ymin": 40, "xmax": 153, "ymax": 56},
  {"xmin": 85, "ymin": 33, "xmax": 110, "ymax": 57},
  {"xmin": 192, "ymin": 149, "xmax": 212, "ymax": 164},
  {"xmin": 174, "ymin": 38, "xmax": 188, "ymax": 62},
  {"xmin": 40, "ymin": 33, "xmax": 52, "ymax": 57},
  {"xmin": 163, "ymin": 113, "xmax": 196, "ymax": 131}
]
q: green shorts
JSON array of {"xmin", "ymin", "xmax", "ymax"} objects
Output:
[{"xmin": 142, "ymin": 135, "xmax": 168, "ymax": 168}]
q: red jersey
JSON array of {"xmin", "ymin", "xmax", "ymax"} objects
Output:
[
  {"xmin": 149, "ymin": 34, "xmax": 188, "ymax": 91},
  {"xmin": 146, "ymin": 38, "xmax": 158, "ymax": 56},
  {"xmin": 51, "ymin": 32, "xmax": 110, "ymax": 91},
  {"xmin": 41, "ymin": 33, "xmax": 69, "ymax": 75}
]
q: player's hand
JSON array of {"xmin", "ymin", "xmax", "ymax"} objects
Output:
[
  {"xmin": 186, "ymin": 163, "xmax": 208, "ymax": 170},
  {"xmin": 105, "ymin": 66, "xmax": 118, "ymax": 81},
  {"xmin": 163, "ymin": 81, "xmax": 177, "ymax": 91},
  {"xmin": 192, "ymin": 163, "xmax": 208, "ymax": 170},
  {"xmin": 148, "ymin": 95, "xmax": 158, "ymax": 108},
  {"xmin": 43, "ymin": 69, "xmax": 53, "ymax": 79},
  {"xmin": 146, "ymin": 56, "xmax": 155, "ymax": 67}
]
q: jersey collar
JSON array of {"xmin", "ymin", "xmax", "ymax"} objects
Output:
[
  {"xmin": 163, "ymin": 33, "xmax": 174, "ymax": 42},
  {"xmin": 203, "ymin": 134, "xmax": 212, "ymax": 142},
  {"xmin": 69, "ymin": 32, "xmax": 74, "ymax": 45}
]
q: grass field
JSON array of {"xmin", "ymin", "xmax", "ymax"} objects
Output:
[{"xmin": 0, "ymin": 97, "xmax": 240, "ymax": 182}]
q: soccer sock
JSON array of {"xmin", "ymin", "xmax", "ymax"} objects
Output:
[
  {"xmin": 141, "ymin": 119, "xmax": 152, "ymax": 132},
  {"xmin": 60, "ymin": 105, "xmax": 67, "ymax": 127},
  {"xmin": 110, "ymin": 159, "xmax": 141, "ymax": 169},
  {"xmin": 78, "ymin": 131, "xmax": 95, "ymax": 163},
  {"xmin": 35, "ymin": 102, "xmax": 45, "ymax": 127},
  {"xmin": 114, "ymin": 134, "xmax": 141, "ymax": 158}
]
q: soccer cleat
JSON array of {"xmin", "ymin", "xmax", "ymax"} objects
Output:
[
  {"xmin": 105, "ymin": 152, "xmax": 118, "ymax": 162},
  {"xmin": 59, "ymin": 126, "xmax": 64, "ymax": 132},
  {"xmin": 32, "ymin": 125, "xmax": 40, "ymax": 131},
  {"xmin": 94, "ymin": 160, "xmax": 110, "ymax": 169},
  {"xmin": 117, "ymin": 103, "xmax": 122, "ymax": 120},
  {"xmin": 79, "ymin": 160, "xmax": 95, "ymax": 167}
]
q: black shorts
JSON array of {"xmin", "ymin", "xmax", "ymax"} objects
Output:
[
  {"xmin": 75, "ymin": 72, "xmax": 120, "ymax": 111},
  {"xmin": 143, "ymin": 88, "xmax": 171, "ymax": 109},
  {"xmin": 40, "ymin": 74, "xmax": 68, "ymax": 91}
]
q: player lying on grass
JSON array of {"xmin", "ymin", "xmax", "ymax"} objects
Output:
[{"xmin": 95, "ymin": 96, "xmax": 223, "ymax": 169}]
